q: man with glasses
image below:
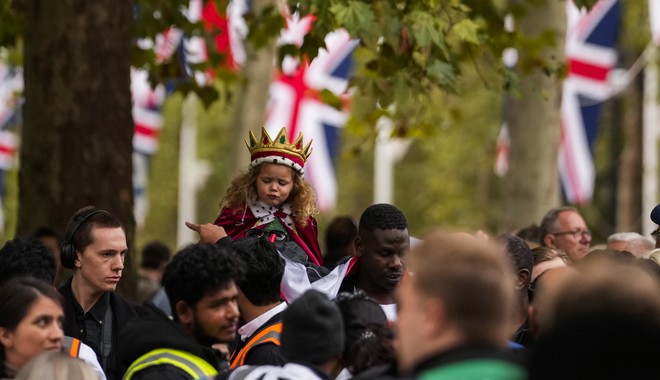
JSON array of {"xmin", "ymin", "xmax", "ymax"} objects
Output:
[{"xmin": 539, "ymin": 206, "xmax": 591, "ymax": 262}]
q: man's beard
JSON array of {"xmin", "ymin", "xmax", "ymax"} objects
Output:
[{"xmin": 192, "ymin": 313, "xmax": 235, "ymax": 346}]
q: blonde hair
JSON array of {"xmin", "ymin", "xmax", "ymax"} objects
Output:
[
  {"xmin": 221, "ymin": 163, "xmax": 318, "ymax": 227},
  {"xmin": 16, "ymin": 351, "xmax": 98, "ymax": 380}
]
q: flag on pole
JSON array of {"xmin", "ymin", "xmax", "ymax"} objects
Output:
[
  {"xmin": 494, "ymin": 14, "xmax": 516, "ymax": 177},
  {"xmin": 131, "ymin": 67, "xmax": 167, "ymax": 226},
  {"xmin": 649, "ymin": 0, "xmax": 660, "ymax": 45},
  {"xmin": 0, "ymin": 62, "xmax": 22, "ymax": 235},
  {"xmin": 264, "ymin": 14, "xmax": 358, "ymax": 212},
  {"xmin": 559, "ymin": 0, "xmax": 620, "ymax": 205}
]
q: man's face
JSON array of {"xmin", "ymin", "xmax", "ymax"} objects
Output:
[
  {"xmin": 191, "ymin": 283, "xmax": 240, "ymax": 346},
  {"xmin": 357, "ymin": 228, "xmax": 410, "ymax": 294},
  {"xmin": 74, "ymin": 227, "xmax": 127, "ymax": 294},
  {"xmin": 545, "ymin": 211, "xmax": 591, "ymax": 261},
  {"xmin": 395, "ymin": 277, "xmax": 427, "ymax": 372}
]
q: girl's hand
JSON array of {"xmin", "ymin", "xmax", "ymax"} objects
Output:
[{"xmin": 185, "ymin": 221, "xmax": 228, "ymax": 243}]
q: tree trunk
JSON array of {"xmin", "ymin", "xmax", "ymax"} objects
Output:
[
  {"xmin": 20, "ymin": 0, "xmax": 136, "ymax": 297},
  {"xmin": 501, "ymin": 1, "xmax": 565, "ymax": 232},
  {"xmin": 615, "ymin": 57, "xmax": 643, "ymax": 232}
]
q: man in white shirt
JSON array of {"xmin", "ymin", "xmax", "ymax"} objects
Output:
[{"xmin": 228, "ymin": 237, "xmax": 287, "ymax": 368}]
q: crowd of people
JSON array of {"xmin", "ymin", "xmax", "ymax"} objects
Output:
[{"xmin": 2, "ymin": 128, "xmax": 660, "ymax": 379}]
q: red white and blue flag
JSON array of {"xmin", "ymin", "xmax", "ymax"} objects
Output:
[
  {"xmin": 0, "ymin": 63, "xmax": 22, "ymax": 234},
  {"xmin": 559, "ymin": 0, "xmax": 620, "ymax": 204},
  {"xmin": 0, "ymin": 63, "xmax": 21, "ymax": 172},
  {"xmin": 264, "ymin": 15, "xmax": 358, "ymax": 211}
]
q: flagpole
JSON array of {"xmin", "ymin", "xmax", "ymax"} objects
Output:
[
  {"xmin": 177, "ymin": 93, "xmax": 199, "ymax": 248},
  {"xmin": 374, "ymin": 114, "xmax": 411, "ymax": 204},
  {"xmin": 643, "ymin": 46, "xmax": 659, "ymax": 235}
]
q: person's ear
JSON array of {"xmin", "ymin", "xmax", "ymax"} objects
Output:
[
  {"xmin": 543, "ymin": 234, "xmax": 555, "ymax": 248},
  {"xmin": 516, "ymin": 269, "xmax": 531, "ymax": 290},
  {"xmin": 423, "ymin": 297, "xmax": 449, "ymax": 336},
  {"xmin": 0, "ymin": 327, "xmax": 14, "ymax": 349},
  {"xmin": 355, "ymin": 236, "xmax": 363, "ymax": 257},
  {"xmin": 74, "ymin": 250, "xmax": 83, "ymax": 269},
  {"xmin": 175, "ymin": 301, "xmax": 194, "ymax": 326}
]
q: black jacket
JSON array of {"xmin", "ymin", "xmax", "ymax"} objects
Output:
[
  {"xmin": 59, "ymin": 279, "xmax": 142, "ymax": 380},
  {"xmin": 117, "ymin": 302, "xmax": 225, "ymax": 380}
]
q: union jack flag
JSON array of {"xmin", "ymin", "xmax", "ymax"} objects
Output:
[
  {"xmin": 264, "ymin": 17, "xmax": 358, "ymax": 211},
  {"xmin": 559, "ymin": 0, "xmax": 620, "ymax": 204},
  {"xmin": 0, "ymin": 63, "xmax": 21, "ymax": 171},
  {"xmin": 0, "ymin": 63, "xmax": 22, "ymax": 234}
]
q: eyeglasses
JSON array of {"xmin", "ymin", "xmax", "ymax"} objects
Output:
[
  {"xmin": 550, "ymin": 229, "xmax": 591, "ymax": 240},
  {"xmin": 245, "ymin": 229, "xmax": 288, "ymax": 242}
]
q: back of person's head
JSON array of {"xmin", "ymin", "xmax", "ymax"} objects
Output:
[
  {"xmin": 0, "ymin": 237, "xmax": 56, "ymax": 286},
  {"xmin": 334, "ymin": 291, "xmax": 392, "ymax": 374},
  {"xmin": 231, "ymin": 237, "xmax": 284, "ymax": 306},
  {"xmin": 345, "ymin": 324, "xmax": 394, "ymax": 376},
  {"xmin": 496, "ymin": 233, "xmax": 533, "ymax": 287},
  {"xmin": 15, "ymin": 351, "xmax": 97, "ymax": 380},
  {"xmin": 581, "ymin": 248, "xmax": 635, "ymax": 264},
  {"xmin": 32, "ymin": 226, "xmax": 62, "ymax": 241},
  {"xmin": 358, "ymin": 204, "xmax": 407, "ymax": 234},
  {"xmin": 325, "ymin": 216, "xmax": 358, "ymax": 251},
  {"xmin": 539, "ymin": 206, "xmax": 578, "ymax": 246},
  {"xmin": 529, "ymin": 255, "xmax": 660, "ymax": 379},
  {"xmin": 32, "ymin": 226, "xmax": 62, "ymax": 254},
  {"xmin": 281, "ymin": 289, "xmax": 344, "ymax": 366},
  {"xmin": 544, "ymin": 255, "xmax": 660, "ymax": 329},
  {"xmin": 162, "ymin": 243, "xmax": 245, "ymax": 321},
  {"xmin": 61, "ymin": 206, "xmax": 123, "ymax": 269},
  {"xmin": 516, "ymin": 224, "xmax": 541, "ymax": 248},
  {"xmin": 606, "ymin": 232, "xmax": 654, "ymax": 257},
  {"xmin": 532, "ymin": 246, "xmax": 570, "ymax": 266},
  {"xmin": 408, "ymin": 230, "xmax": 515, "ymax": 343},
  {"xmin": 139, "ymin": 240, "xmax": 171, "ymax": 270}
]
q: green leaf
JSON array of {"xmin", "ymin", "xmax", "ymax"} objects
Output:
[
  {"xmin": 426, "ymin": 60, "xmax": 456, "ymax": 89},
  {"xmin": 318, "ymin": 89, "xmax": 343, "ymax": 110},
  {"xmin": 451, "ymin": 19, "xmax": 481, "ymax": 44},
  {"xmin": 406, "ymin": 11, "xmax": 443, "ymax": 48},
  {"xmin": 329, "ymin": 2, "xmax": 376, "ymax": 35}
]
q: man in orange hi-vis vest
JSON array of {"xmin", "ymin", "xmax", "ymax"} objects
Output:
[{"xmin": 228, "ymin": 237, "xmax": 287, "ymax": 368}]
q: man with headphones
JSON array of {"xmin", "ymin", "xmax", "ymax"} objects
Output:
[{"xmin": 58, "ymin": 206, "xmax": 142, "ymax": 380}]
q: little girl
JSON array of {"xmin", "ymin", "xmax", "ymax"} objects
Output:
[{"xmin": 213, "ymin": 127, "xmax": 323, "ymax": 266}]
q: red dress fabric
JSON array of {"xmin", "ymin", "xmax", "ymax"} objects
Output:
[{"xmin": 214, "ymin": 206, "xmax": 323, "ymax": 266}]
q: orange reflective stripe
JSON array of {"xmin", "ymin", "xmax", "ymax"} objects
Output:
[
  {"xmin": 230, "ymin": 322, "xmax": 282, "ymax": 369},
  {"xmin": 69, "ymin": 338, "xmax": 81, "ymax": 357}
]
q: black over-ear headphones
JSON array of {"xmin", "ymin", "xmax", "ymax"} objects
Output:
[{"xmin": 61, "ymin": 208, "xmax": 111, "ymax": 269}]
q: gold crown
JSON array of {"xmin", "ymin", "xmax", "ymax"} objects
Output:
[{"xmin": 246, "ymin": 127, "xmax": 313, "ymax": 168}]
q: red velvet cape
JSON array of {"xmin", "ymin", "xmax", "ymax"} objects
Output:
[{"xmin": 214, "ymin": 206, "xmax": 323, "ymax": 266}]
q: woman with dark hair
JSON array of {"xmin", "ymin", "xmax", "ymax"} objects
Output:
[
  {"xmin": 0, "ymin": 277, "xmax": 65, "ymax": 379},
  {"xmin": 334, "ymin": 291, "xmax": 396, "ymax": 379}
]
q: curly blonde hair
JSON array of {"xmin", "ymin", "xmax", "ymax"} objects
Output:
[{"xmin": 221, "ymin": 163, "xmax": 318, "ymax": 227}]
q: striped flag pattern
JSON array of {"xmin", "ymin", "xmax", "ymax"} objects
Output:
[
  {"xmin": 264, "ymin": 14, "xmax": 358, "ymax": 212},
  {"xmin": 559, "ymin": 0, "xmax": 620, "ymax": 204}
]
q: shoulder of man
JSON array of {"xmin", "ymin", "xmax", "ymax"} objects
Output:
[{"xmin": 109, "ymin": 291, "xmax": 147, "ymax": 321}]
